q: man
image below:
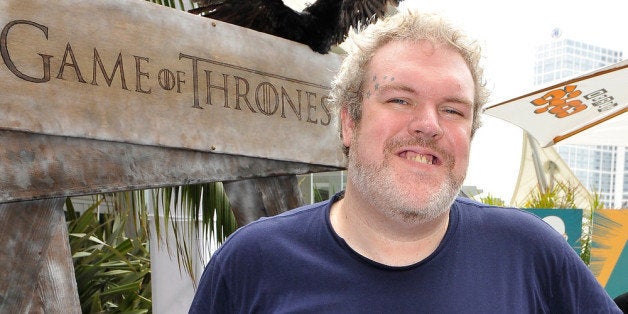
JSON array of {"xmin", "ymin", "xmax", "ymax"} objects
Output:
[{"xmin": 190, "ymin": 10, "xmax": 621, "ymax": 313}]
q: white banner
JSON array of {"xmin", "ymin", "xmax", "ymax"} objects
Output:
[{"xmin": 484, "ymin": 60, "xmax": 627, "ymax": 147}]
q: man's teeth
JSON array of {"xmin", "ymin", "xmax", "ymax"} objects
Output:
[{"xmin": 409, "ymin": 154, "xmax": 433, "ymax": 165}]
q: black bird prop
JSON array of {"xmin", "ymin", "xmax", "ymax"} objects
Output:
[{"xmin": 190, "ymin": 0, "xmax": 404, "ymax": 54}]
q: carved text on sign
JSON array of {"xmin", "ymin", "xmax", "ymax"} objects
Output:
[{"xmin": 0, "ymin": 19, "xmax": 332, "ymax": 127}]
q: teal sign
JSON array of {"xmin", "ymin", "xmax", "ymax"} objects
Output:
[{"xmin": 525, "ymin": 208, "xmax": 583, "ymax": 252}]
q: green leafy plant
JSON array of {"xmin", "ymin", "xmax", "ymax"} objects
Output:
[
  {"xmin": 479, "ymin": 194, "xmax": 505, "ymax": 207},
  {"xmin": 148, "ymin": 183, "xmax": 237, "ymax": 280},
  {"xmin": 579, "ymin": 193, "xmax": 602, "ymax": 265},
  {"xmin": 523, "ymin": 181, "xmax": 578, "ymax": 209},
  {"xmin": 66, "ymin": 195, "xmax": 152, "ymax": 313}
]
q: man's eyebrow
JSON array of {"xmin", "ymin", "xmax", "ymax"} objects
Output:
[
  {"xmin": 376, "ymin": 83, "xmax": 474, "ymax": 106},
  {"xmin": 375, "ymin": 83, "xmax": 415, "ymax": 93},
  {"xmin": 445, "ymin": 96, "xmax": 474, "ymax": 107}
]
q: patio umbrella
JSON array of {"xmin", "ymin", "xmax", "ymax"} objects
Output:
[{"xmin": 483, "ymin": 59, "xmax": 628, "ymax": 147}]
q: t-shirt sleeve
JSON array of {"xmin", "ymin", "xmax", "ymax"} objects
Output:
[
  {"xmin": 548, "ymin": 237, "xmax": 622, "ymax": 313},
  {"xmin": 188, "ymin": 252, "xmax": 231, "ymax": 313}
]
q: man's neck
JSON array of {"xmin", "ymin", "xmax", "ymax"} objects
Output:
[{"xmin": 329, "ymin": 193, "xmax": 450, "ymax": 267}]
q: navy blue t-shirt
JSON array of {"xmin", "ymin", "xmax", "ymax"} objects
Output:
[{"xmin": 189, "ymin": 193, "xmax": 620, "ymax": 313}]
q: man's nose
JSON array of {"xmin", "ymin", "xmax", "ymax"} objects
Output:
[{"xmin": 407, "ymin": 106, "xmax": 443, "ymax": 140}]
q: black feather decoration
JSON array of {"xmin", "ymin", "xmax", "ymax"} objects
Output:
[{"xmin": 190, "ymin": 0, "xmax": 403, "ymax": 54}]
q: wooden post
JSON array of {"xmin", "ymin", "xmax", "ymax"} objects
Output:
[
  {"xmin": 0, "ymin": 198, "xmax": 80, "ymax": 312},
  {"xmin": 224, "ymin": 175, "xmax": 304, "ymax": 226}
]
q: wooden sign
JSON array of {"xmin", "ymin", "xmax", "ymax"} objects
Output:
[
  {"xmin": 1, "ymin": 1, "xmax": 345, "ymax": 311},
  {"xmin": 0, "ymin": 0, "xmax": 345, "ymax": 167}
]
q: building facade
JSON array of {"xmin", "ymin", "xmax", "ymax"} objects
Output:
[{"xmin": 534, "ymin": 29, "xmax": 626, "ymax": 208}]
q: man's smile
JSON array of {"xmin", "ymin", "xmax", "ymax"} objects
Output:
[{"xmin": 400, "ymin": 151, "xmax": 436, "ymax": 165}]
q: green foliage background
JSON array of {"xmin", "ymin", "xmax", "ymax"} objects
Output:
[{"xmin": 67, "ymin": 196, "xmax": 152, "ymax": 313}]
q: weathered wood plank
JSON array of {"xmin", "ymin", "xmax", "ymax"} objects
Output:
[
  {"xmin": 0, "ymin": 0, "xmax": 344, "ymax": 167},
  {"xmin": 0, "ymin": 130, "xmax": 340, "ymax": 203},
  {"xmin": 0, "ymin": 198, "xmax": 80, "ymax": 313},
  {"xmin": 224, "ymin": 175, "xmax": 305, "ymax": 226}
]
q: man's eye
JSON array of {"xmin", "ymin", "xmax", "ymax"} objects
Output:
[
  {"xmin": 388, "ymin": 98, "xmax": 408, "ymax": 105},
  {"xmin": 443, "ymin": 108, "xmax": 466, "ymax": 117}
]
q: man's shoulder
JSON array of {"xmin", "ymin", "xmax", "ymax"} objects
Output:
[
  {"xmin": 454, "ymin": 197, "xmax": 544, "ymax": 222},
  {"xmin": 215, "ymin": 198, "xmax": 330, "ymax": 252},
  {"xmin": 452, "ymin": 197, "xmax": 562, "ymax": 240},
  {"xmin": 249, "ymin": 199, "xmax": 329, "ymax": 231}
]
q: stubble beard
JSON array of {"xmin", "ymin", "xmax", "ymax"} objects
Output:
[{"xmin": 347, "ymin": 135, "xmax": 465, "ymax": 225}]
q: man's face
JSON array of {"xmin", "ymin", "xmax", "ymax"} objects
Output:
[{"xmin": 341, "ymin": 40, "xmax": 475, "ymax": 223}]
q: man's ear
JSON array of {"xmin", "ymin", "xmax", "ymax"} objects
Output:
[{"xmin": 340, "ymin": 107, "xmax": 355, "ymax": 148}]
